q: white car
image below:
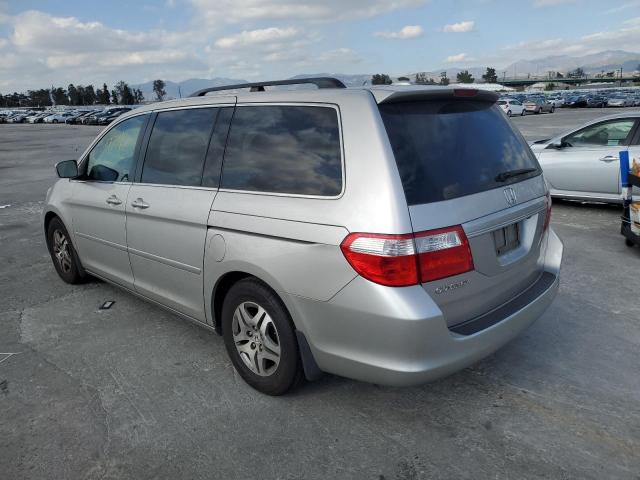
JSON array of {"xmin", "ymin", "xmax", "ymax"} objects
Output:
[
  {"xmin": 530, "ymin": 112, "xmax": 640, "ymax": 203},
  {"xmin": 497, "ymin": 99, "xmax": 525, "ymax": 117},
  {"xmin": 43, "ymin": 112, "xmax": 76, "ymax": 123},
  {"xmin": 607, "ymin": 97, "xmax": 632, "ymax": 107}
]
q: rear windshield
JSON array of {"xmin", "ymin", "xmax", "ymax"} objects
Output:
[{"xmin": 379, "ymin": 100, "xmax": 541, "ymax": 205}]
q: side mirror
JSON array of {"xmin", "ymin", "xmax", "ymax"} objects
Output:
[{"xmin": 55, "ymin": 159, "xmax": 78, "ymax": 178}]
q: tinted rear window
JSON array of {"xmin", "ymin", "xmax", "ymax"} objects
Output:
[
  {"xmin": 379, "ymin": 100, "xmax": 540, "ymax": 205},
  {"xmin": 221, "ymin": 106, "xmax": 342, "ymax": 196}
]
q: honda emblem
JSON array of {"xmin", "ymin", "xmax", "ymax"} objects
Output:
[{"xmin": 504, "ymin": 187, "xmax": 517, "ymax": 206}]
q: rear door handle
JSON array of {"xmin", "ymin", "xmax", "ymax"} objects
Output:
[
  {"xmin": 599, "ymin": 156, "xmax": 618, "ymax": 163},
  {"xmin": 106, "ymin": 195, "xmax": 122, "ymax": 206},
  {"xmin": 131, "ymin": 198, "xmax": 149, "ymax": 209}
]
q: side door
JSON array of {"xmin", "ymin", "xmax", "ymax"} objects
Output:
[
  {"xmin": 70, "ymin": 114, "xmax": 149, "ymax": 289},
  {"xmin": 125, "ymin": 106, "xmax": 234, "ymax": 321},
  {"xmin": 539, "ymin": 118, "xmax": 637, "ymax": 196}
]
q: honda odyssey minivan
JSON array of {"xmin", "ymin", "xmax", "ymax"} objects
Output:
[{"xmin": 43, "ymin": 78, "xmax": 563, "ymax": 395}]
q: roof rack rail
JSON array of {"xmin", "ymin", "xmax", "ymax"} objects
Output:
[{"xmin": 189, "ymin": 77, "xmax": 347, "ymax": 97}]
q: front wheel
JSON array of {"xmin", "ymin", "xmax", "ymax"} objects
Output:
[
  {"xmin": 625, "ymin": 238, "xmax": 635, "ymax": 247},
  {"xmin": 222, "ymin": 278, "xmax": 303, "ymax": 395},
  {"xmin": 507, "ymin": 110, "xmax": 512, "ymax": 117},
  {"xmin": 521, "ymin": 109, "xmax": 526, "ymax": 116},
  {"xmin": 46, "ymin": 217, "xmax": 85, "ymax": 284},
  {"xmin": 536, "ymin": 108, "xmax": 541, "ymax": 114},
  {"xmin": 52, "ymin": 119, "xmax": 58, "ymax": 124},
  {"xmin": 550, "ymin": 106, "xmax": 555, "ymax": 113}
]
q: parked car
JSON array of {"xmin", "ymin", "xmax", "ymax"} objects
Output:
[
  {"xmin": 607, "ymin": 96, "xmax": 633, "ymax": 107},
  {"xmin": 66, "ymin": 110, "xmax": 98, "ymax": 124},
  {"xmin": 84, "ymin": 107, "xmax": 132, "ymax": 125},
  {"xmin": 497, "ymin": 98, "xmax": 525, "ymax": 117},
  {"xmin": 565, "ymin": 95, "xmax": 588, "ymax": 108},
  {"xmin": 44, "ymin": 79, "xmax": 563, "ymax": 395},
  {"xmin": 44, "ymin": 112, "xmax": 77, "ymax": 123},
  {"xmin": 96, "ymin": 109, "xmax": 131, "ymax": 125},
  {"xmin": 27, "ymin": 112, "xmax": 52, "ymax": 123},
  {"xmin": 586, "ymin": 95, "xmax": 607, "ymax": 108},
  {"xmin": 523, "ymin": 97, "xmax": 554, "ymax": 114},
  {"xmin": 7, "ymin": 111, "xmax": 34, "ymax": 123},
  {"xmin": 546, "ymin": 95, "xmax": 566, "ymax": 108},
  {"xmin": 530, "ymin": 112, "xmax": 640, "ymax": 203}
]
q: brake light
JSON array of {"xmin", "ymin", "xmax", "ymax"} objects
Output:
[
  {"xmin": 340, "ymin": 226, "xmax": 474, "ymax": 287},
  {"xmin": 543, "ymin": 192, "xmax": 552, "ymax": 232},
  {"xmin": 415, "ymin": 226, "xmax": 474, "ymax": 282},
  {"xmin": 453, "ymin": 89, "xmax": 478, "ymax": 97}
]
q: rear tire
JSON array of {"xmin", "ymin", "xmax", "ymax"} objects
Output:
[
  {"xmin": 46, "ymin": 217, "xmax": 84, "ymax": 284},
  {"xmin": 507, "ymin": 110, "xmax": 512, "ymax": 117},
  {"xmin": 625, "ymin": 238, "xmax": 635, "ymax": 247},
  {"xmin": 521, "ymin": 109, "xmax": 525, "ymax": 116},
  {"xmin": 222, "ymin": 278, "xmax": 303, "ymax": 395},
  {"xmin": 52, "ymin": 119, "xmax": 58, "ymax": 124},
  {"xmin": 550, "ymin": 106, "xmax": 555, "ymax": 113}
]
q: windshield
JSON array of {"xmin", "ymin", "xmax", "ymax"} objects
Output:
[{"xmin": 379, "ymin": 99, "xmax": 541, "ymax": 205}]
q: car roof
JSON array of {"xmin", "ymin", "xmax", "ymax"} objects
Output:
[{"xmin": 118, "ymin": 85, "xmax": 498, "ymax": 122}]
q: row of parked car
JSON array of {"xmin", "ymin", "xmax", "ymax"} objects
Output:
[
  {"xmin": 497, "ymin": 89, "xmax": 640, "ymax": 117},
  {"xmin": 0, "ymin": 107, "xmax": 134, "ymax": 126}
]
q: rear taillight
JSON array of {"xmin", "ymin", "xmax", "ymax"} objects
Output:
[
  {"xmin": 415, "ymin": 226, "xmax": 474, "ymax": 282},
  {"xmin": 340, "ymin": 226, "xmax": 474, "ymax": 287},
  {"xmin": 543, "ymin": 192, "xmax": 552, "ymax": 232}
]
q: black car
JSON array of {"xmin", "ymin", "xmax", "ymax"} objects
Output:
[
  {"xmin": 565, "ymin": 95, "xmax": 588, "ymax": 108},
  {"xmin": 96, "ymin": 109, "xmax": 131, "ymax": 125},
  {"xmin": 84, "ymin": 107, "xmax": 131, "ymax": 125}
]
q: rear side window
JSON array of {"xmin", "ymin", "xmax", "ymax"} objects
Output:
[
  {"xmin": 142, "ymin": 108, "xmax": 218, "ymax": 186},
  {"xmin": 379, "ymin": 100, "xmax": 541, "ymax": 205},
  {"xmin": 221, "ymin": 105, "xmax": 342, "ymax": 196}
]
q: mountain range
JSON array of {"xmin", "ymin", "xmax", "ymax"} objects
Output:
[{"xmin": 131, "ymin": 50, "xmax": 640, "ymax": 99}]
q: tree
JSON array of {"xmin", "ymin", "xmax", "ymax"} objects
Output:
[
  {"xmin": 99, "ymin": 83, "xmax": 111, "ymax": 104},
  {"xmin": 544, "ymin": 83, "xmax": 555, "ymax": 91},
  {"xmin": 415, "ymin": 72, "xmax": 436, "ymax": 85},
  {"xmin": 114, "ymin": 80, "xmax": 134, "ymax": 105},
  {"xmin": 440, "ymin": 76, "xmax": 450, "ymax": 86},
  {"xmin": 153, "ymin": 79, "xmax": 166, "ymax": 101},
  {"xmin": 68, "ymin": 84, "xmax": 81, "ymax": 105},
  {"xmin": 371, "ymin": 74, "xmax": 392, "ymax": 85},
  {"xmin": 51, "ymin": 87, "xmax": 68, "ymax": 105},
  {"xmin": 133, "ymin": 88, "xmax": 144, "ymax": 104},
  {"xmin": 397, "ymin": 76, "xmax": 410, "ymax": 82},
  {"xmin": 111, "ymin": 89, "xmax": 119, "ymax": 104},
  {"xmin": 83, "ymin": 85, "xmax": 97, "ymax": 105},
  {"xmin": 481, "ymin": 67, "xmax": 497, "ymax": 83},
  {"xmin": 456, "ymin": 70, "xmax": 474, "ymax": 83}
]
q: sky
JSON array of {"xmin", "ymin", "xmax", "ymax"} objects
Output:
[{"xmin": 0, "ymin": 0, "xmax": 639, "ymax": 92}]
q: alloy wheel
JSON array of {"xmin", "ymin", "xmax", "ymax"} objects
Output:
[
  {"xmin": 231, "ymin": 301, "xmax": 281, "ymax": 376},
  {"xmin": 52, "ymin": 230, "xmax": 72, "ymax": 273}
]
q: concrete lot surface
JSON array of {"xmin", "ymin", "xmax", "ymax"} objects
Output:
[{"xmin": 1, "ymin": 110, "xmax": 639, "ymax": 479}]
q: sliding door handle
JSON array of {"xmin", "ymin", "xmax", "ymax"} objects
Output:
[
  {"xmin": 106, "ymin": 195, "xmax": 122, "ymax": 206},
  {"xmin": 131, "ymin": 198, "xmax": 150, "ymax": 209}
]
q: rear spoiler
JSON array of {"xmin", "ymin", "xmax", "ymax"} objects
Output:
[{"xmin": 373, "ymin": 87, "xmax": 499, "ymax": 105}]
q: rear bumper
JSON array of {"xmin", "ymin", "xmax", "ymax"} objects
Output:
[{"xmin": 286, "ymin": 229, "xmax": 563, "ymax": 387}]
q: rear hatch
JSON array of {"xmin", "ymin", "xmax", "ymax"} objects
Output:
[{"xmin": 378, "ymin": 89, "xmax": 550, "ymax": 327}]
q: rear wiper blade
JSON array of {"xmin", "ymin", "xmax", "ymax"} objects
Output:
[{"xmin": 495, "ymin": 168, "xmax": 537, "ymax": 183}]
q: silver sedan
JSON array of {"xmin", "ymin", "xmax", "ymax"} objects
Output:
[{"xmin": 530, "ymin": 112, "xmax": 640, "ymax": 203}]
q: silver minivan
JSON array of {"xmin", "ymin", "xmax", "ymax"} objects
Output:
[{"xmin": 44, "ymin": 78, "xmax": 563, "ymax": 395}]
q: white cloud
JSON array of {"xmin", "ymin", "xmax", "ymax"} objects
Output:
[
  {"xmin": 191, "ymin": 0, "xmax": 426, "ymax": 24},
  {"xmin": 214, "ymin": 27, "xmax": 298, "ymax": 48},
  {"xmin": 443, "ymin": 21, "xmax": 474, "ymax": 33},
  {"xmin": 375, "ymin": 25, "xmax": 424, "ymax": 39},
  {"xmin": 446, "ymin": 53, "xmax": 467, "ymax": 63}
]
